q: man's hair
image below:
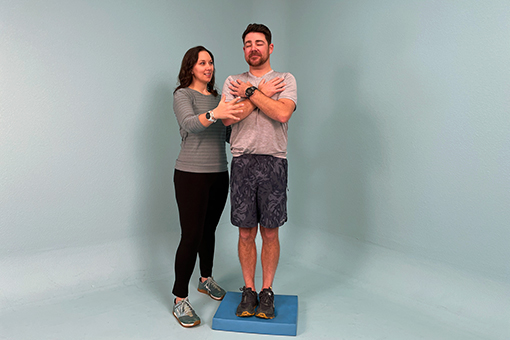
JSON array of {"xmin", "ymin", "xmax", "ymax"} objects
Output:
[{"xmin": 242, "ymin": 23, "xmax": 272, "ymax": 45}]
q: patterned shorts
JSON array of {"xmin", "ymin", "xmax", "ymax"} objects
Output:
[{"xmin": 230, "ymin": 155, "xmax": 288, "ymax": 229}]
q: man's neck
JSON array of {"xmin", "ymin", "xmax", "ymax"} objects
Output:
[{"xmin": 249, "ymin": 64, "xmax": 272, "ymax": 78}]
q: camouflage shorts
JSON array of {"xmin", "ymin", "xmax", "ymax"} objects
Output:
[{"xmin": 230, "ymin": 155, "xmax": 288, "ymax": 229}]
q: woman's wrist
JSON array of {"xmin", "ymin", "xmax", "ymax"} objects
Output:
[{"xmin": 206, "ymin": 110, "xmax": 217, "ymax": 123}]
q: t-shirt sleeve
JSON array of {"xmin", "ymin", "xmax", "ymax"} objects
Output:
[
  {"xmin": 173, "ymin": 89, "xmax": 207, "ymax": 134},
  {"xmin": 221, "ymin": 76, "xmax": 236, "ymax": 103},
  {"xmin": 279, "ymin": 73, "xmax": 297, "ymax": 109}
]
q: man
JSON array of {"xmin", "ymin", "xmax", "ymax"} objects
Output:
[{"xmin": 222, "ymin": 23, "xmax": 297, "ymax": 319}]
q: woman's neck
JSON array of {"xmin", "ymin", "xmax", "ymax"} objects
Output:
[{"xmin": 189, "ymin": 81, "xmax": 209, "ymax": 95}]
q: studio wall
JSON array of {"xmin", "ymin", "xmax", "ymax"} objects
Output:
[{"xmin": 1, "ymin": 1, "xmax": 508, "ymax": 327}]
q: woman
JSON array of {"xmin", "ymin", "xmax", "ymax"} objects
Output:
[{"xmin": 171, "ymin": 46, "xmax": 242, "ymax": 328}]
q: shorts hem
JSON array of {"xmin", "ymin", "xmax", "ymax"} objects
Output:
[{"xmin": 232, "ymin": 222, "xmax": 286, "ymax": 229}]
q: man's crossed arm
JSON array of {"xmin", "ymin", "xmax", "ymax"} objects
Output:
[{"xmin": 223, "ymin": 77, "xmax": 295, "ymax": 126}]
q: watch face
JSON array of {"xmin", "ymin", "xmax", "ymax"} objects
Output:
[
  {"xmin": 206, "ymin": 112, "xmax": 211, "ymax": 119},
  {"xmin": 246, "ymin": 86, "xmax": 255, "ymax": 97}
]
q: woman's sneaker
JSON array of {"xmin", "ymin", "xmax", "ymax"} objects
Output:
[
  {"xmin": 235, "ymin": 286, "xmax": 258, "ymax": 317},
  {"xmin": 173, "ymin": 297, "xmax": 201, "ymax": 327},
  {"xmin": 256, "ymin": 287, "xmax": 275, "ymax": 319},
  {"xmin": 197, "ymin": 277, "xmax": 226, "ymax": 301}
]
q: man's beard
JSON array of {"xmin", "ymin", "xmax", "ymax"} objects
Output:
[{"xmin": 246, "ymin": 52, "xmax": 269, "ymax": 67}]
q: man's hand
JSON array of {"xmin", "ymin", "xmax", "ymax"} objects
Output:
[
  {"xmin": 229, "ymin": 80, "xmax": 253, "ymax": 98},
  {"xmin": 257, "ymin": 77, "xmax": 285, "ymax": 98},
  {"xmin": 229, "ymin": 77, "xmax": 286, "ymax": 99},
  {"xmin": 225, "ymin": 76, "xmax": 293, "ymax": 125}
]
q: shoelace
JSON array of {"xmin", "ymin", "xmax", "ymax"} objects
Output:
[
  {"xmin": 260, "ymin": 290, "xmax": 273, "ymax": 306},
  {"xmin": 240, "ymin": 287, "xmax": 254, "ymax": 302},
  {"xmin": 177, "ymin": 299, "xmax": 194, "ymax": 317},
  {"xmin": 205, "ymin": 278, "xmax": 221, "ymax": 291}
]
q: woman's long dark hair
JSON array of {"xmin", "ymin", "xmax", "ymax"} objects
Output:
[{"xmin": 174, "ymin": 46, "xmax": 218, "ymax": 96}]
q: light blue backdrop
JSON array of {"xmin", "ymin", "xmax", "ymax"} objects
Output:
[
  {"xmin": 287, "ymin": 1, "xmax": 510, "ymax": 280},
  {"xmin": 1, "ymin": 0, "xmax": 509, "ymax": 316}
]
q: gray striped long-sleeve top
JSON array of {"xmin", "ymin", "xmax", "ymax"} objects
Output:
[{"xmin": 173, "ymin": 88, "xmax": 227, "ymax": 173}]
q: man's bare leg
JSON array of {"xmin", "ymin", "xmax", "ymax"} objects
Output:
[
  {"xmin": 238, "ymin": 226, "xmax": 258, "ymax": 290},
  {"xmin": 260, "ymin": 226, "xmax": 280, "ymax": 289}
]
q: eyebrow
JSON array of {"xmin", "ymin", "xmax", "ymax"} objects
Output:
[{"xmin": 245, "ymin": 39, "xmax": 266, "ymax": 45}]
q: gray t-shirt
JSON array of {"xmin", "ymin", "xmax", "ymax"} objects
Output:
[
  {"xmin": 222, "ymin": 70, "xmax": 297, "ymax": 159},
  {"xmin": 173, "ymin": 88, "xmax": 227, "ymax": 173}
]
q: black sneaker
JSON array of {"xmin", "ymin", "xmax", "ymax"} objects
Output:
[
  {"xmin": 256, "ymin": 287, "xmax": 275, "ymax": 319},
  {"xmin": 235, "ymin": 286, "xmax": 258, "ymax": 317}
]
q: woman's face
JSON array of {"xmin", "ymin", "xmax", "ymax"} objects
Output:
[{"xmin": 192, "ymin": 51, "xmax": 214, "ymax": 85}]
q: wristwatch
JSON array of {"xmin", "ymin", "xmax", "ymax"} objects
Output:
[
  {"xmin": 245, "ymin": 86, "xmax": 257, "ymax": 98},
  {"xmin": 206, "ymin": 110, "xmax": 217, "ymax": 123}
]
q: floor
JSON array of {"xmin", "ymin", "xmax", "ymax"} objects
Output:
[
  {"xmin": 1, "ymin": 224, "xmax": 508, "ymax": 340},
  {"xmin": 1, "ymin": 260, "xmax": 505, "ymax": 340}
]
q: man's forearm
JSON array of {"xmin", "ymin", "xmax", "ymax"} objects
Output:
[
  {"xmin": 223, "ymin": 99, "xmax": 256, "ymax": 126},
  {"xmin": 248, "ymin": 90, "xmax": 294, "ymax": 123}
]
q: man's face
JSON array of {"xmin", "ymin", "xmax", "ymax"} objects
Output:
[{"xmin": 243, "ymin": 32, "xmax": 273, "ymax": 67}]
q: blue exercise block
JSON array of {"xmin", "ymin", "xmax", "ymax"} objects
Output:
[{"xmin": 212, "ymin": 291, "xmax": 298, "ymax": 336}]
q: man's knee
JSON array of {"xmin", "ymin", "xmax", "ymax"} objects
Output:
[
  {"xmin": 239, "ymin": 227, "xmax": 257, "ymax": 242},
  {"xmin": 260, "ymin": 226, "xmax": 279, "ymax": 243}
]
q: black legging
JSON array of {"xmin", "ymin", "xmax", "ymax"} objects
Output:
[{"xmin": 172, "ymin": 169, "xmax": 229, "ymax": 298}]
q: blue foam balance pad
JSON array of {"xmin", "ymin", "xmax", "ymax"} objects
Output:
[{"xmin": 212, "ymin": 291, "xmax": 298, "ymax": 336}]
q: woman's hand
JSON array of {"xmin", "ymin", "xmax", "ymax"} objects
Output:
[{"xmin": 212, "ymin": 95, "xmax": 244, "ymax": 121}]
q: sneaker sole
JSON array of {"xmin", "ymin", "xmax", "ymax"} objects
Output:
[
  {"xmin": 255, "ymin": 312, "xmax": 275, "ymax": 319},
  {"xmin": 173, "ymin": 312, "xmax": 201, "ymax": 328},
  {"xmin": 236, "ymin": 310, "xmax": 256, "ymax": 317},
  {"xmin": 197, "ymin": 288, "xmax": 224, "ymax": 301}
]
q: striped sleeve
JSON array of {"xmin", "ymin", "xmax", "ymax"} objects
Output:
[{"xmin": 173, "ymin": 89, "xmax": 207, "ymax": 134}]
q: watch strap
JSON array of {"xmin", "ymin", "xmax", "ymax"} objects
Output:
[
  {"xmin": 245, "ymin": 86, "xmax": 257, "ymax": 98},
  {"xmin": 206, "ymin": 110, "xmax": 217, "ymax": 123}
]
